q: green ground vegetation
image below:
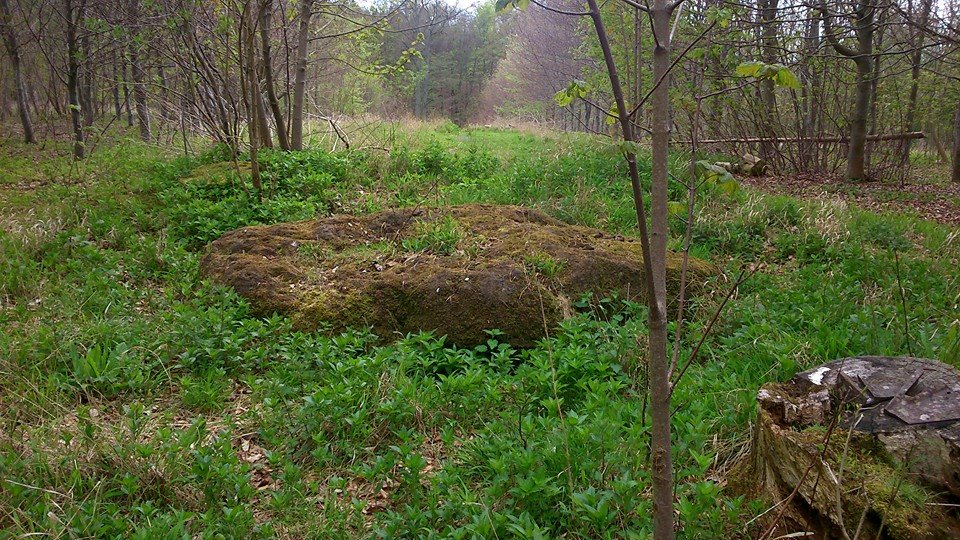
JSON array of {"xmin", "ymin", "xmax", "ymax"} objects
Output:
[{"xmin": 1, "ymin": 124, "xmax": 958, "ymax": 538}]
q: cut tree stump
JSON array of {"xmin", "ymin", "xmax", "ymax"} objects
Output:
[{"xmin": 732, "ymin": 356, "xmax": 960, "ymax": 539}]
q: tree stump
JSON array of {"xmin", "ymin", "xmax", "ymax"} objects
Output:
[{"xmin": 732, "ymin": 356, "xmax": 960, "ymax": 539}]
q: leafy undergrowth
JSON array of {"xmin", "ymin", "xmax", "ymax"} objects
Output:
[
  {"xmin": 740, "ymin": 170, "xmax": 960, "ymax": 225},
  {"xmin": 1, "ymin": 127, "xmax": 958, "ymax": 538}
]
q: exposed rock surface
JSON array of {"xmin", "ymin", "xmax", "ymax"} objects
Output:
[
  {"xmin": 734, "ymin": 356, "xmax": 960, "ymax": 539},
  {"xmin": 200, "ymin": 204, "xmax": 714, "ymax": 347}
]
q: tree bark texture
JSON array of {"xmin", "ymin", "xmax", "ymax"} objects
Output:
[
  {"xmin": 127, "ymin": 0, "xmax": 152, "ymax": 141},
  {"xmin": 260, "ymin": 0, "xmax": 289, "ymax": 150},
  {"xmin": 901, "ymin": 0, "xmax": 933, "ymax": 167},
  {"xmin": 0, "ymin": 0, "xmax": 35, "ymax": 143},
  {"xmin": 66, "ymin": 0, "xmax": 85, "ymax": 158},
  {"xmin": 822, "ymin": 0, "xmax": 874, "ymax": 180},
  {"xmin": 584, "ymin": 0, "xmax": 674, "ymax": 537},
  {"xmin": 290, "ymin": 0, "xmax": 313, "ymax": 150}
]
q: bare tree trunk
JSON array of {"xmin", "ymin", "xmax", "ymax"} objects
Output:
[
  {"xmin": 758, "ymin": 0, "xmax": 779, "ymax": 162},
  {"xmin": 0, "ymin": 0, "xmax": 35, "ymax": 143},
  {"xmin": 849, "ymin": 57, "xmax": 873, "ymax": 180},
  {"xmin": 648, "ymin": 1, "xmax": 674, "ymax": 536},
  {"xmin": 122, "ymin": 55, "xmax": 133, "ymax": 127},
  {"xmin": 111, "ymin": 49, "xmax": 122, "ymax": 119},
  {"xmin": 255, "ymin": 85, "xmax": 272, "ymax": 148},
  {"xmin": 865, "ymin": 13, "xmax": 884, "ymax": 171},
  {"xmin": 66, "ymin": 0, "xmax": 85, "ymax": 158},
  {"xmin": 128, "ymin": 0, "xmax": 151, "ymax": 142},
  {"xmin": 414, "ymin": 2, "xmax": 433, "ymax": 120},
  {"xmin": 952, "ymin": 100, "xmax": 960, "ymax": 183},
  {"xmin": 48, "ymin": 62, "xmax": 63, "ymax": 115},
  {"xmin": 823, "ymin": 0, "xmax": 874, "ymax": 180},
  {"xmin": 259, "ymin": 0, "xmax": 288, "ymax": 150},
  {"xmin": 242, "ymin": 1, "xmax": 263, "ymax": 200},
  {"xmin": 800, "ymin": 11, "xmax": 819, "ymax": 165},
  {"xmin": 290, "ymin": 0, "xmax": 312, "ymax": 150},
  {"xmin": 902, "ymin": 0, "xmax": 933, "ymax": 168},
  {"xmin": 157, "ymin": 61, "xmax": 171, "ymax": 123},
  {"xmin": 585, "ymin": 0, "xmax": 673, "ymax": 537},
  {"xmin": 80, "ymin": 21, "xmax": 94, "ymax": 127}
]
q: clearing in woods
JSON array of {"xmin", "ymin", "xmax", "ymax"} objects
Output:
[{"xmin": 1, "ymin": 124, "xmax": 959, "ymax": 537}]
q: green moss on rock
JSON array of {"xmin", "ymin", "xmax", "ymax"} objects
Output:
[{"xmin": 200, "ymin": 204, "xmax": 716, "ymax": 346}]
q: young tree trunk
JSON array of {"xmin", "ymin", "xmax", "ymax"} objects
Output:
[
  {"xmin": 847, "ymin": 57, "xmax": 873, "ymax": 180},
  {"xmin": 799, "ymin": 12, "xmax": 819, "ymax": 165},
  {"xmin": 414, "ymin": 2, "xmax": 433, "ymax": 120},
  {"xmin": 848, "ymin": 56, "xmax": 873, "ymax": 180},
  {"xmin": 80, "ymin": 21, "xmax": 94, "ymax": 127},
  {"xmin": 157, "ymin": 61, "xmax": 171, "ymax": 122},
  {"xmin": 648, "ymin": 1, "xmax": 674, "ymax": 536},
  {"xmin": 758, "ymin": 0, "xmax": 779, "ymax": 162},
  {"xmin": 952, "ymin": 100, "xmax": 960, "ymax": 183},
  {"xmin": 48, "ymin": 62, "xmax": 64, "ymax": 115},
  {"xmin": 902, "ymin": 0, "xmax": 933, "ymax": 167},
  {"xmin": 66, "ymin": 0, "xmax": 85, "ymax": 158},
  {"xmin": 290, "ymin": 0, "xmax": 312, "ymax": 150},
  {"xmin": 865, "ymin": 15, "xmax": 884, "ymax": 171},
  {"xmin": 127, "ymin": 0, "xmax": 151, "ymax": 142},
  {"xmin": 0, "ymin": 0, "xmax": 36, "ymax": 143},
  {"xmin": 111, "ymin": 49, "xmax": 122, "ymax": 119},
  {"xmin": 823, "ymin": 0, "xmax": 874, "ymax": 180},
  {"xmin": 585, "ymin": 0, "xmax": 673, "ymax": 536},
  {"xmin": 255, "ymin": 85, "xmax": 272, "ymax": 148},
  {"xmin": 122, "ymin": 55, "xmax": 133, "ymax": 126},
  {"xmin": 259, "ymin": 0, "xmax": 289, "ymax": 150},
  {"xmin": 242, "ymin": 1, "xmax": 263, "ymax": 200}
]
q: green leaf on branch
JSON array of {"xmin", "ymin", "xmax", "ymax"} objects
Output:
[
  {"xmin": 605, "ymin": 103, "xmax": 619, "ymax": 125},
  {"xmin": 553, "ymin": 80, "xmax": 591, "ymax": 107},
  {"xmin": 774, "ymin": 68, "xmax": 800, "ymax": 89},
  {"xmin": 495, "ymin": 0, "xmax": 529, "ymax": 13},
  {"xmin": 734, "ymin": 62, "xmax": 763, "ymax": 78},
  {"xmin": 706, "ymin": 6, "xmax": 734, "ymax": 28},
  {"xmin": 554, "ymin": 90, "xmax": 573, "ymax": 107},
  {"xmin": 735, "ymin": 62, "xmax": 801, "ymax": 89}
]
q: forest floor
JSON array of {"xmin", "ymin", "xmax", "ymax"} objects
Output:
[
  {"xmin": 743, "ymin": 169, "xmax": 960, "ymax": 225},
  {"xmin": 1, "ymin": 122, "xmax": 958, "ymax": 538}
]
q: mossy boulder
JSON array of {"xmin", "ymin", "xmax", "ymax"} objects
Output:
[
  {"xmin": 732, "ymin": 356, "xmax": 960, "ymax": 539},
  {"xmin": 200, "ymin": 204, "xmax": 714, "ymax": 347}
]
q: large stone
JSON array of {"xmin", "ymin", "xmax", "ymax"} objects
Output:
[
  {"xmin": 200, "ymin": 204, "xmax": 714, "ymax": 347},
  {"xmin": 733, "ymin": 356, "xmax": 960, "ymax": 539}
]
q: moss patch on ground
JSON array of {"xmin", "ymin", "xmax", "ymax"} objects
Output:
[{"xmin": 201, "ymin": 204, "xmax": 715, "ymax": 346}]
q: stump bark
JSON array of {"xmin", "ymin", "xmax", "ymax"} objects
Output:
[{"xmin": 732, "ymin": 356, "xmax": 960, "ymax": 539}]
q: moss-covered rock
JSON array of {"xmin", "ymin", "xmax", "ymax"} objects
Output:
[{"xmin": 200, "ymin": 204, "xmax": 715, "ymax": 346}]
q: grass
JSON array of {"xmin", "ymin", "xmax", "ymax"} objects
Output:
[
  {"xmin": 401, "ymin": 216, "xmax": 464, "ymax": 255},
  {"xmin": 1, "ymin": 124, "xmax": 959, "ymax": 538}
]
